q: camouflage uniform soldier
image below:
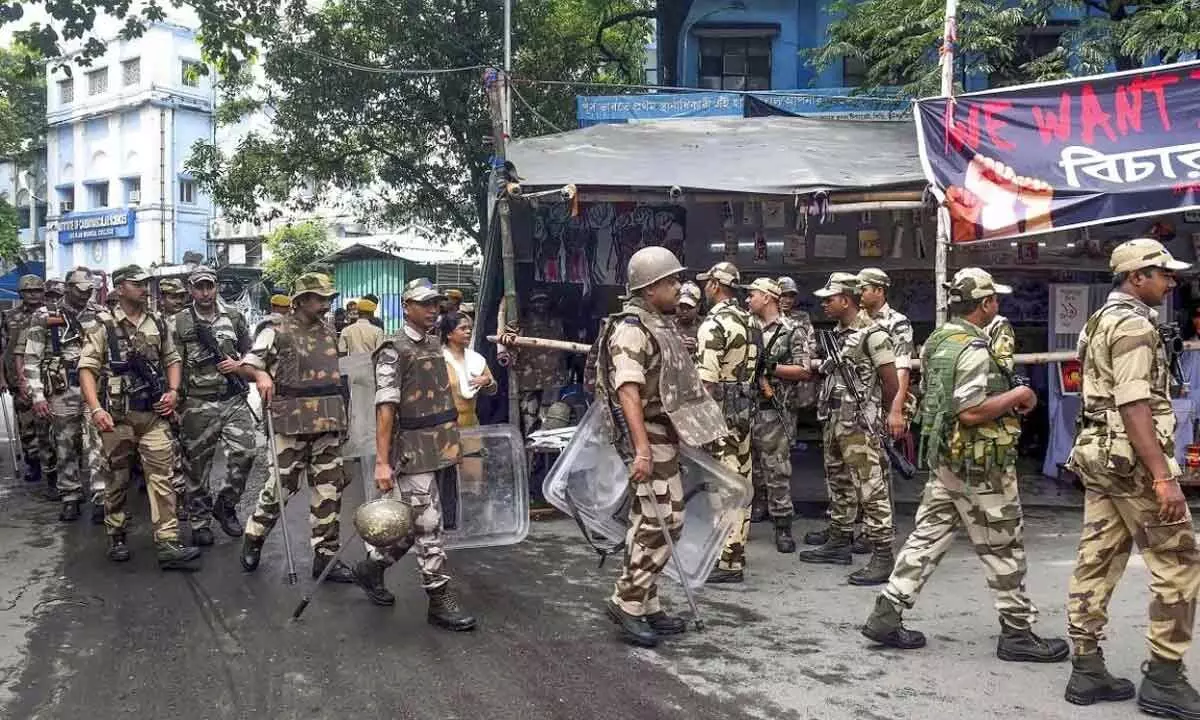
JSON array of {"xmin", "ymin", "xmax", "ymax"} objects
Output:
[
  {"xmin": 695, "ymin": 261, "xmax": 759, "ymax": 584},
  {"xmin": 353, "ymin": 278, "xmax": 476, "ymax": 631},
  {"xmin": 23, "ymin": 269, "xmax": 103, "ymax": 522},
  {"xmin": 862, "ymin": 268, "xmax": 1068, "ymax": 664},
  {"xmin": 158, "ymin": 278, "xmax": 191, "ymax": 506},
  {"xmin": 858, "ymin": 267, "xmax": 915, "ymax": 410},
  {"xmin": 746, "ymin": 278, "xmax": 811, "ymax": 553},
  {"xmin": 238, "ymin": 273, "xmax": 355, "ymax": 584},
  {"xmin": 1063, "ymin": 238, "xmax": 1200, "ymax": 717},
  {"xmin": 44, "ymin": 280, "xmax": 64, "ymax": 309},
  {"xmin": 673, "ymin": 281, "xmax": 703, "ymax": 353},
  {"xmin": 797, "ymin": 272, "xmax": 903, "ymax": 586},
  {"xmin": 2, "ymin": 274, "xmax": 54, "ymax": 491},
  {"xmin": 502, "ymin": 289, "xmax": 569, "ymax": 437},
  {"xmin": 778, "ymin": 276, "xmax": 817, "ymax": 413},
  {"xmin": 985, "ymin": 314, "xmax": 1017, "ymax": 372},
  {"xmin": 173, "ymin": 267, "xmax": 255, "ymax": 546},
  {"xmin": 593, "ymin": 247, "xmax": 728, "ymax": 647},
  {"xmin": 79, "ymin": 264, "xmax": 201, "ymax": 569}
]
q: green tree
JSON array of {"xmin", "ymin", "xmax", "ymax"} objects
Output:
[
  {"xmin": 262, "ymin": 221, "xmax": 337, "ymax": 290},
  {"xmin": 812, "ymin": 0, "xmax": 1200, "ymax": 97},
  {"xmin": 0, "ymin": 199, "xmax": 22, "ymax": 262},
  {"xmin": 186, "ymin": 0, "xmax": 652, "ymax": 246},
  {"xmin": 0, "ymin": 43, "xmax": 46, "ymax": 160}
]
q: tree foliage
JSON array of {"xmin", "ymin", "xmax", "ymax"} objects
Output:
[
  {"xmin": 813, "ymin": 0, "xmax": 1200, "ymax": 97},
  {"xmin": 0, "ymin": 43, "xmax": 47, "ymax": 159},
  {"xmin": 0, "ymin": 199, "xmax": 22, "ymax": 263},
  {"xmin": 262, "ymin": 221, "xmax": 336, "ymax": 290},
  {"xmin": 186, "ymin": 0, "xmax": 652, "ymax": 245}
]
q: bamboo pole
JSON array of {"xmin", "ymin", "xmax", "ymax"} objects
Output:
[
  {"xmin": 487, "ymin": 334, "xmax": 1200, "ymax": 369},
  {"xmin": 934, "ymin": 0, "xmax": 958, "ymax": 325},
  {"xmin": 486, "ymin": 70, "xmax": 522, "ymax": 429}
]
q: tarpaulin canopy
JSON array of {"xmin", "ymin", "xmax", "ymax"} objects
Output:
[
  {"xmin": 507, "ymin": 116, "xmax": 926, "ymax": 195},
  {"xmin": 914, "ymin": 59, "xmax": 1200, "ymax": 245}
]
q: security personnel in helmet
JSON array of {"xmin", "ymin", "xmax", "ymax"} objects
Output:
[
  {"xmin": 592, "ymin": 246, "xmax": 728, "ymax": 647},
  {"xmin": 2, "ymin": 274, "xmax": 54, "ymax": 493}
]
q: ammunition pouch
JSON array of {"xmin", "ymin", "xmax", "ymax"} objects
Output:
[{"xmin": 714, "ymin": 381, "xmax": 754, "ymax": 429}]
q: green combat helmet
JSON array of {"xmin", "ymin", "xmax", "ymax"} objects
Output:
[
  {"xmin": 292, "ymin": 272, "xmax": 338, "ymax": 299},
  {"xmin": 626, "ymin": 246, "xmax": 684, "ymax": 292},
  {"xmin": 18, "ymin": 274, "xmax": 44, "ymax": 291}
]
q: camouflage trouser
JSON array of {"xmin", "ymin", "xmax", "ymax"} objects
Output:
[
  {"xmin": 713, "ymin": 422, "xmax": 752, "ymax": 572},
  {"xmin": 519, "ymin": 388, "xmax": 558, "ymax": 437},
  {"xmin": 883, "ymin": 464, "xmax": 1035, "ymax": 628},
  {"xmin": 83, "ymin": 418, "xmax": 105, "ymax": 504},
  {"xmin": 101, "ymin": 410, "xmax": 180, "ymax": 543},
  {"xmin": 169, "ymin": 429, "xmax": 187, "ymax": 497},
  {"xmin": 752, "ymin": 407, "xmax": 793, "ymax": 519},
  {"xmin": 179, "ymin": 397, "xmax": 256, "ymax": 531},
  {"xmin": 245, "ymin": 431, "xmax": 347, "ymax": 557},
  {"xmin": 612, "ymin": 419, "xmax": 682, "ymax": 616},
  {"xmin": 368, "ymin": 470, "xmax": 451, "ymax": 590},
  {"xmin": 48, "ymin": 391, "xmax": 86, "ymax": 503},
  {"xmin": 1067, "ymin": 482, "xmax": 1200, "ymax": 661},
  {"xmin": 14, "ymin": 392, "xmax": 53, "ymax": 482},
  {"xmin": 824, "ymin": 421, "xmax": 893, "ymax": 545}
]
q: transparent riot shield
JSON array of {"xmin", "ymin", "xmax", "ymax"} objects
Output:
[
  {"xmin": 542, "ymin": 403, "xmax": 749, "ymax": 589},
  {"xmin": 339, "ymin": 353, "xmax": 376, "ymax": 458},
  {"xmin": 355, "ymin": 425, "xmax": 530, "ymax": 550}
]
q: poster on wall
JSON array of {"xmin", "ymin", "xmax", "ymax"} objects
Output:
[
  {"xmin": 814, "ymin": 234, "xmax": 848, "ymax": 259},
  {"xmin": 1052, "ymin": 284, "xmax": 1090, "ymax": 335},
  {"xmin": 858, "ymin": 229, "xmax": 883, "ymax": 258},
  {"xmin": 533, "ymin": 202, "xmax": 686, "ymax": 290},
  {"xmin": 784, "ymin": 233, "xmax": 806, "ymax": 263},
  {"xmin": 762, "ymin": 200, "xmax": 786, "ymax": 229},
  {"xmin": 1058, "ymin": 359, "xmax": 1083, "ymax": 395}
]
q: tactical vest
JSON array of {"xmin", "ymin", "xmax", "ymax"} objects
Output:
[
  {"xmin": 380, "ymin": 331, "xmax": 460, "ymax": 474},
  {"xmin": 759, "ymin": 318, "xmax": 795, "ymax": 406},
  {"xmin": 917, "ymin": 323, "xmax": 1020, "ymax": 472},
  {"xmin": 595, "ymin": 300, "xmax": 727, "ymax": 448},
  {"xmin": 41, "ymin": 305, "xmax": 89, "ymax": 395},
  {"xmin": 270, "ymin": 314, "xmax": 346, "ymax": 435},
  {"xmin": 100, "ymin": 310, "xmax": 170, "ymax": 414},
  {"xmin": 706, "ymin": 301, "xmax": 761, "ymax": 430},
  {"xmin": 175, "ymin": 306, "xmax": 248, "ymax": 400},
  {"xmin": 3, "ymin": 304, "xmax": 40, "ymax": 382}
]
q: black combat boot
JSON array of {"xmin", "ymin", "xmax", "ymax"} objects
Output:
[
  {"xmin": 192, "ymin": 527, "xmax": 215, "ymax": 547},
  {"xmin": 156, "ymin": 540, "xmax": 202, "ymax": 570},
  {"xmin": 426, "ymin": 583, "xmax": 477, "ymax": 631},
  {"xmin": 605, "ymin": 599, "xmax": 657, "ymax": 648},
  {"xmin": 107, "ymin": 533, "xmax": 131, "ymax": 562},
  {"xmin": 353, "ymin": 559, "xmax": 395, "ymax": 606},
  {"xmin": 706, "ymin": 566, "xmax": 744, "ymax": 584},
  {"xmin": 1139, "ymin": 655, "xmax": 1200, "ymax": 720},
  {"xmin": 1065, "ymin": 650, "xmax": 1136, "ymax": 705},
  {"xmin": 750, "ymin": 488, "xmax": 768, "ymax": 524},
  {"xmin": 796, "ymin": 530, "xmax": 853, "ymax": 565},
  {"xmin": 23, "ymin": 460, "xmax": 41, "ymax": 485},
  {"xmin": 212, "ymin": 495, "xmax": 244, "ymax": 538},
  {"xmin": 851, "ymin": 533, "xmax": 871, "ymax": 554},
  {"xmin": 312, "ymin": 553, "xmax": 356, "ymax": 583},
  {"xmin": 848, "ymin": 545, "xmax": 894, "ymax": 586},
  {"xmin": 91, "ymin": 503, "xmax": 105, "ymax": 525},
  {"xmin": 773, "ymin": 517, "xmax": 796, "ymax": 553},
  {"xmin": 646, "ymin": 611, "xmax": 687, "ymax": 636},
  {"xmin": 59, "ymin": 500, "xmax": 80, "ymax": 522},
  {"xmin": 861, "ymin": 595, "xmax": 926, "ymax": 649},
  {"xmin": 803, "ymin": 525, "xmax": 830, "ymax": 546},
  {"xmin": 240, "ymin": 534, "xmax": 264, "ymax": 571},
  {"xmin": 995, "ymin": 620, "xmax": 1070, "ymax": 663}
]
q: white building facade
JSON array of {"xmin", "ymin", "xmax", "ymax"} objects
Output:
[{"xmin": 44, "ymin": 23, "xmax": 215, "ymax": 278}]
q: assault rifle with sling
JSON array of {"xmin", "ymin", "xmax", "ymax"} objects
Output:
[
  {"xmin": 818, "ymin": 329, "xmax": 916, "ymax": 480},
  {"xmin": 193, "ymin": 321, "xmax": 251, "ymax": 397},
  {"xmin": 1160, "ymin": 322, "xmax": 1188, "ymax": 397},
  {"xmin": 757, "ymin": 323, "xmax": 795, "ymax": 446}
]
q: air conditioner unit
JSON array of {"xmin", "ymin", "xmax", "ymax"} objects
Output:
[
  {"xmin": 61, "ymin": 201, "xmax": 73, "ymax": 213},
  {"xmin": 129, "ymin": 190, "xmax": 141, "ymax": 204}
]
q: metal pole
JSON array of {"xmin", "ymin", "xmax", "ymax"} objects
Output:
[
  {"xmin": 1, "ymin": 391, "xmax": 19, "ymax": 479},
  {"xmin": 265, "ymin": 412, "xmax": 298, "ymax": 585},
  {"xmin": 934, "ymin": 0, "xmax": 958, "ymax": 324},
  {"xmin": 291, "ymin": 530, "xmax": 361, "ymax": 620},
  {"xmin": 503, "ymin": 0, "xmax": 512, "ymax": 136},
  {"xmin": 646, "ymin": 490, "xmax": 704, "ymax": 631}
]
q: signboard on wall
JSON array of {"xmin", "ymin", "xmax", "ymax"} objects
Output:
[
  {"xmin": 51, "ymin": 208, "xmax": 136, "ymax": 245},
  {"xmin": 1052, "ymin": 284, "xmax": 1089, "ymax": 335}
]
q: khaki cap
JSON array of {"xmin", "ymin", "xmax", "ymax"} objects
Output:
[
  {"xmin": 18, "ymin": 274, "xmax": 44, "ymax": 291},
  {"xmin": 112, "ymin": 264, "xmax": 150, "ymax": 284},
  {"xmin": 402, "ymin": 278, "xmax": 444, "ymax": 303},
  {"xmin": 678, "ymin": 281, "xmax": 701, "ymax": 307},
  {"xmin": 776, "ymin": 276, "xmax": 798, "ymax": 295},
  {"xmin": 746, "ymin": 277, "xmax": 781, "ymax": 299},
  {"xmin": 189, "ymin": 267, "xmax": 218, "ymax": 285},
  {"xmin": 66, "ymin": 268, "xmax": 93, "ymax": 290},
  {"xmin": 1110, "ymin": 237, "xmax": 1191, "ymax": 274},
  {"xmin": 697, "ymin": 261, "xmax": 740, "ymax": 287},
  {"xmin": 813, "ymin": 272, "xmax": 859, "ymax": 298},
  {"xmin": 159, "ymin": 278, "xmax": 186, "ymax": 295},
  {"xmin": 857, "ymin": 267, "xmax": 891, "ymax": 288},
  {"xmin": 292, "ymin": 272, "xmax": 337, "ymax": 298},
  {"xmin": 946, "ymin": 267, "xmax": 1013, "ymax": 302}
]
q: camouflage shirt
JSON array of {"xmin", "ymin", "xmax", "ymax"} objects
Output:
[
  {"xmin": 817, "ymin": 313, "xmax": 896, "ymax": 425},
  {"xmin": 789, "ymin": 309, "xmax": 817, "ymax": 408},
  {"xmin": 984, "ymin": 314, "xmax": 1017, "ymax": 372},
  {"xmin": 695, "ymin": 298, "xmax": 760, "ymax": 385},
  {"xmin": 1067, "ymin": 291, "xmax": 1179, "ymax": 496},
  {"xmin": 865, "ymin": 303, "xmax": 914, "ymax": 371},
  {"xmin": 673, "ymin": 315, "xmax": 701, "ymax": 345},
  {"xmin": 174, "ymin": 303, "xmax": 251, "ymax": 399},
  {"xmin": 756, "ymin": 313, "xmax": 808, "ymax": 404},
  {"xmin": 374, "ymin": 324, "xmax": 461, "ymax": 474},
  {"xmin": 78, "ymin": 305, "xmax": 181, "ymax": 414},
  {"xmin": 23, "ymin": 301, "xmax": 103, "ymax": 404},
  {"xmin": 1, "ymin": 302, "xmax": 44, "ymax": 387},
  {"xmin": 511, "ymin": 314, "xmax": 569, "ymax": 390}
]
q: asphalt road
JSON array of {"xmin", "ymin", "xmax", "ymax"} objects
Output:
[{"xmin": 2, "ymin": 466, "xmax": 1198, "ymax": 720}]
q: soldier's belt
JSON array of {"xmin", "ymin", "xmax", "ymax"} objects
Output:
[
  {"xmin": 276, "ymin": 383, "xmax": 344, "ymax": 398},
  {"xmin": 395, "ymin": 409, "xmax": 458, "ymax": 430}
]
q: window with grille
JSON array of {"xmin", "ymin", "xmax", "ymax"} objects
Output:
[
  {"xmin": 87, "ymin": 68, "xmax": 108, "ymax": 96},
  {"xmin": 180, "ymin": 179, "xmax": 197, "ymax": 204},
  {"xmin": 122, "ymin": 59, "xmax": 140, "ymax": 86},
  {"xmin": 181, "ymin": 60, "xmax": 203, "ymax": 88},
  {"xmin": 699, "ymin": 37, "xmax": 771, "ymax": 91},
  {"xmin": 58, "ymin": 79, "xmax": 74, "ymax": 103}
]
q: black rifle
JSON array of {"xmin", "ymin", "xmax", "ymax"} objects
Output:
[
  {"xmin": 1160, "ymin": 322, "xmax": 1187, "ymax": 397},
  {"xmin": 818, "ymin": 329, "xmax": 917, "ymax": 480},
  {"xmin": 194, "ymin": 321, "xmax": 251, "ymax": 397}
]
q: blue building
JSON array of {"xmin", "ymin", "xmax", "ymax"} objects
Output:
[{"xmin": 44, "ymin": 23, "xmax": 215, "ymax": 278}]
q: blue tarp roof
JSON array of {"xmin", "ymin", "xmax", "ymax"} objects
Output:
[{"xmin": 0, "ymin": 262, "xmax": 46, "ymax": 299}]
